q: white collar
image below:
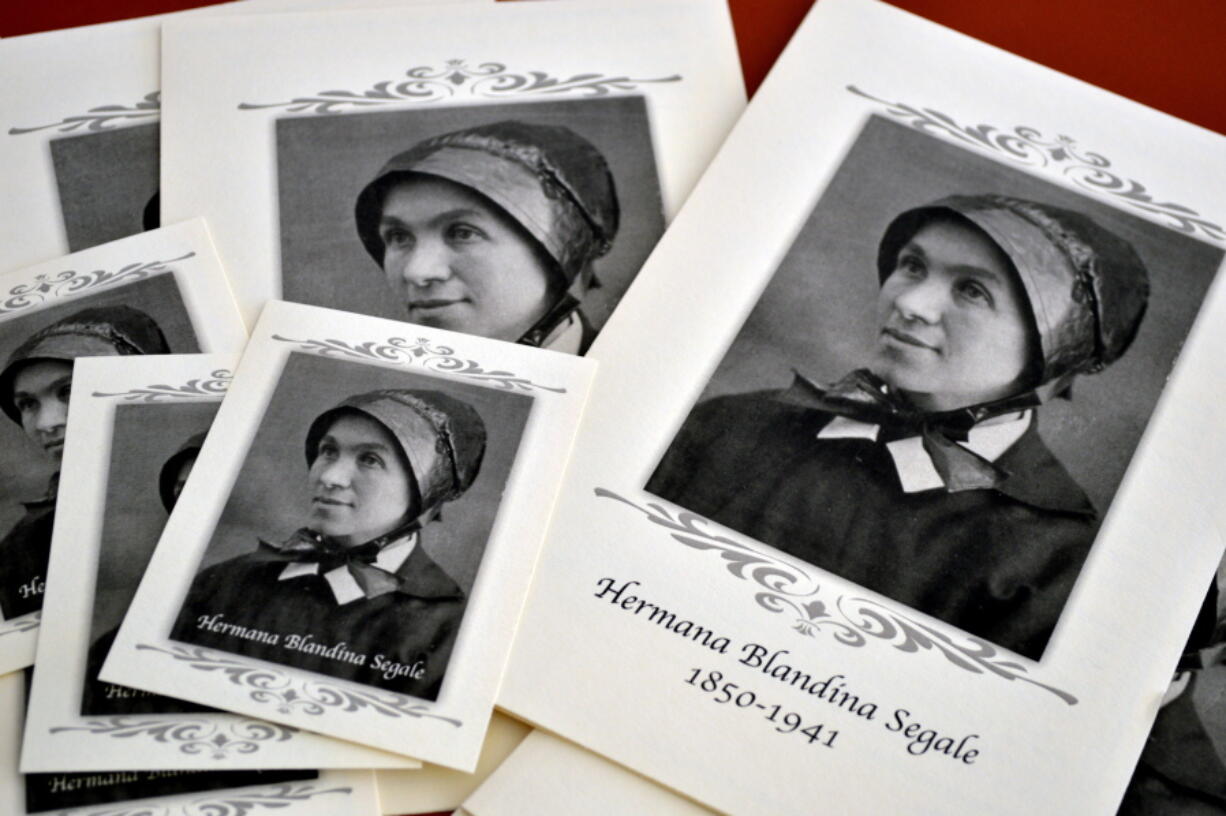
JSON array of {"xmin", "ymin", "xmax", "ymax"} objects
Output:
[
  {"xmin": 817, "ymin": 411, "xmax": 1033, "ymax": 493},
  {"xmin": 277, "ymin": 532, "xmax": 418, "ymax": 605}
]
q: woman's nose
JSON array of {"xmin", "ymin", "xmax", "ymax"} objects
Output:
[
  {"xmin": 893, "ymin": 278, "xmax": 945, "ymax": 323},
  {"xmin": 34, "ymin": 399, "xmax": 67, "ymax": 433},
  {"xmin": 318, "ymin": 458, "xmax": 353, "ymax": 488},
  {"xmin": 393, "ymin": 239, "xmax": 451, "ymax": 288}
]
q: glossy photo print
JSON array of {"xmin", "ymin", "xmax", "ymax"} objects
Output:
[
  {"xmin": 0, "ymin": 275, "xmax": 198, "ymax": 623},
  {"xmin": 169, "ymin": 353, "xmax": 532, "ymax": 699},
  {"xmin": 276, "ymin": 96, "xmax": 664, "ymax": 354},
  {"xmin": 647, "ymin": 115, "xmax": 1224, "ymax": 661}
]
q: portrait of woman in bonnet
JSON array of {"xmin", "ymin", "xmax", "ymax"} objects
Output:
[
  {"xmin": 649, "ymin": 194, "xmax": 1150, "ymax": 660},
  {"xmin": 353, "ymin": 119, "xmax": 620, "ymax": 354},
  {"xmin": 172, "ymin": 388, "xmax": 487, "ymax": 699},
  {"xmin": 0, "ymin": 305, "xmax": 171, "ymax": 620}
]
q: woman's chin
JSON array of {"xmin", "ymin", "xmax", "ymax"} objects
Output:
[
  {"xmin": 307, "ymin": 518, "xmax": 349, "ymax": 542},
  {"xmin": 870, "ymin": 361, "xmax": 927, "ymax": 399}
]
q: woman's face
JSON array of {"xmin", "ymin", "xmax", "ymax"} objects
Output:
[
  {"xmin": 377, "ymin": 176, "xmax": 559, "ymax": 342},
  {"xmin": 307, "ymin": 413, "xmax": 413, "ymax": 547},
  {"xmin": 12, "ymin": 359, "xmax": 73, "ymax": 462},
  {"xmin": 873, "ymin": 218, "xmax": 1036, "ymax": 412}
]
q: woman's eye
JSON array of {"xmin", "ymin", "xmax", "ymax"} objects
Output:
[
  {"xmin": 381, "ymin": 228, "xmax": 412, "ymax": 248},
  {"xmin": 957, "ymin": 279, "xmax": 993, "ymax": 306},
  {"xmin": 446, "ymin": 223, "xmax": 483, "ymax": 243},
  {"xmin": 57, "ymin": 385, "xmax": 71, "ymax": 402},
  {"xmin": 15, "ymin": 398, "xmax": 35, "ymax": 414},
  {"xmin": 358, "ymin": 452, "xmax": 385, "ymax": 468},
  {"xmin": 318, "ymin": 443, "xmax": 338, "ymax": 459},
  {"xmin": 896, "ymin": 254, "xmax": 925, "ymax": 277}
]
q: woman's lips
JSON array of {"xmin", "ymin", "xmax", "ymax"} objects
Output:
[
  {"xmin": 313, "ymin": 496, "xmax": 352, "ymax": 507},
  {"xmin": 410, "ymin": 298, "xmax": 464, "ymax": 312},
  {"xmin": 882, "ymin": 326, "xmax": 939, "ymax": 352}
]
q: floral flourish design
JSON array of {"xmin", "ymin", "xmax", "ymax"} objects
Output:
[
  {"xmin": 136, "ymin": 644, "xmax": 463, "ymax": 726},
  {"xmin": 596, "ymin": 488, "xmax": 1079, "ymax": 706},
  {"xmin": 93, "ymin": 369, "xmax": 233, "ymax": 402},
  {"xmin": 50, "ymin": 717, "xmax": 297, "ymax": 760},
  {"xmin": 9, "ymin": 91, "xmax": 161, "ymax": 135},
  {"xmin": 272, "ymin": 333, "xmax": 566, "ymax": 393},
  {"xmin": 0, "ymin": 610, "xmax": 40, "ymax": 639},
  {"xmin": 238, "ymin": 59, "xmax": 681, "ymax": 113},
  {"xmin": 85, "ymin": 782, "xmax": 352, "ymax": 816},
  {"xmin": 848, "ymin": 85, "xmax": 1225, "ymax": 243},
  {"xmin": 0, "ymin": 252, "xmax": 195, "ymax": 315}
]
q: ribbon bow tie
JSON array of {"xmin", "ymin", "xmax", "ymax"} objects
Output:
[
  {"xmin": 782, "ymin": 369, "xmax": 1037, "ymax": 492},
  {"xmin": 256, "ymin": 529, "xmax": 403, "ymax": 600}
]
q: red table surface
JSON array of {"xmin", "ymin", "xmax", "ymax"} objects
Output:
[
  {"xmin": 3, "ymin": 0, "xmax": 1225, "ymax": 136},
  {"xmin": 1, "ymin": 1, "xmax": 1222, "ymax": 815}
]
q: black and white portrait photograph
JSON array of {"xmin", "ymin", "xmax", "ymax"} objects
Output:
[
  {"xmin": 81, "ymin": 400, "xmax": 218, "ymax": 716},
  {"xmin": 170, "ymin": 352, "xmax": 533, "ymax": 699},
  {"xmin": 50, "ymin": 123, "xmax": 160, "ymax": 251},
  {"xmin": 0, "ymin": 275, "xmax": 198, "ymax": 622},
  {"xmin": 276, "ymin": 96, "xmax": 665, "ymax": 354},
  {"xmin": 647, "ymin": 115, "xmax": 1225, "ymax": 661}
]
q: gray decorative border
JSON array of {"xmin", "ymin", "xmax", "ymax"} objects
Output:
[
  {"xmin": 51, "ymin": 717, "xmax": 297, "ymax": 760},
  {"xmin": 0, "ymin": 609, "xmax": 39, "ymax": 639},
  {"xmin": 848, "ymin": 85, "xmax": 1225, "ymax": 243},
  {"xmin": 137, "ymin": 644, "xmax": 463, "ymax": 727},
  {"xmin": 93, "ymin": 369, "xmax": 233, "ymax": 402},
  {"xmin": 238, "ymin": 59, "xmax": 681, "ymax": 114},
  {"xmin": 0, "ymin": 252, "xmax": 195, "ymax": 316},
  {"xmin": 272, "ymin": 334, "xmax": 566, "ymax": 393},
  {"xmin": 8, "ymin": 91, "xmax": 160, "ymax": 136},
  {"xmin": 85, "ymin": 782, "xmax": 352, "ymax": 816},
  {"xmin": 597, "ymin": 488, "xmax": 1079, "ymax": 706}
]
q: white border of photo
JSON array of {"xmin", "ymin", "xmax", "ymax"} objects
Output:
[
  {"xmin": 495, "ymin": 0, "xmax": 1226, "ymax": 812},
  {"xmin": 0, "ymin": 672, "xmax": 381, "ymax": 816},
  {"xmin": 103, "ymin": 300, "xmax": 596, "ymax": 770}
]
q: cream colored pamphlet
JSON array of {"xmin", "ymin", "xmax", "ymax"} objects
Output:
[
  {"xmin": 0, "ymin": 672, "xmax": 381, "ymax": 816},
  {"xmin": 458, "ymin": 730, "xmax": 711, "ymax": 816},
  {"xmin": 375, "ymin": 711, "xmax": 530, "ymax": 815},
  {"xmin": 102, "ymin": 300, "xmax": 596, "ymax": 770},
  {"xmin": 496, "ymin": 0, "xmax": 1226, "ymax": 812},
  {"xmin": 159, "ymin": 0, "xmax": 745, "ymax": 333},
  {"xmin": 21, "ymin": 354, "xmax": 420, "ymax": 771},
  {"xmin": 0, "ymin": 220, "xmax": 246, "ymax": 675},
  {"xmin": 0, "ymin": 0, "xmax": 485, "ymax": 276}
]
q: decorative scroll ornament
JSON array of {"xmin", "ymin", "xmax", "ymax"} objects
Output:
[
  {"xmin": 0, "ymin": 252, "xmax": 195, "ymax": 316},
  {"xmin": 596, "ymin": 489, "xmax": 1079, "ymax": 706},
  {"xmin": 848, "ymin": 85, "xmax": 1225, "ymax": 243},
  {"xmin": 51, "ymin": 717, "xmax": 297, "ymax": 760},
  {"xmin": 93, "ymin": 369, "xmax": 233, "ymax": 402},
  {"xmin": 272, "ymin": 333, "xmax": 566, "ymax": 393},
  {"xmin": 8, "ymin": 91, "xmax": 161, "ymax": 136},
  {"xmin": 85, "ymin": 782, "xmax": 352, "ymax": 816},
  {"xmin": 238, "ymin": 59, "xmax": 681, "ymax": 114},
  {"xmin": 137, "ymin": 644, "xmax": 463, "ymax": 726},
  {"xmin": 0, "ymin": 610, "xmax": 40, "ymax": 639}
]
